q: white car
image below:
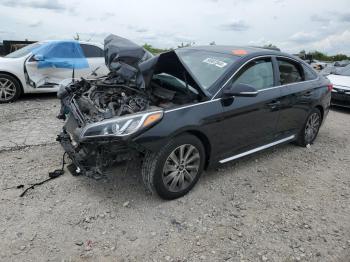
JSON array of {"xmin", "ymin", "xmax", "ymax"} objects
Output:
[
  {"xmin": 327, "ymin": 65, "xmax": 350, "ymax": 108},
  {"xmin": 0, "ymin": 40, "xmax": 109, "ymax": 103}
]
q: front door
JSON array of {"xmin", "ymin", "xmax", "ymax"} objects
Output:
[
  {"xmin": 24, "ymin": 41, "xmax": 92, "ymax": 88},
  {"xmin": 216, "ymin": 57, "xmax": 281, "ymax": 159}
]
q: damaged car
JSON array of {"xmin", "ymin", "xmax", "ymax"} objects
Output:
[
  {"xmin": 0, "ymin": 40, "xmax": 110, "ymax": 103},
  {"xmin": 57, "ymin": 34, "xmax": 332, "ymax": 199}
]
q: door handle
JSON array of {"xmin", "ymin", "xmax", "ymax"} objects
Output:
[
  {"xmin": 267, "ymin": 100, "xmax": 281, "ymax": 109},
  {"xmin": 303, "ymin": 91, "xmax": 312, "ymax": 97}
]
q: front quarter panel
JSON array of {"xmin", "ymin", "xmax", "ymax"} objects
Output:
[
  {"xmin": 133, "ymin": 100, "xmax": 224, "ymax": 161},
  {"xmin": 0, "ymin": 57, "xmax": 27, "ymax": 90}
]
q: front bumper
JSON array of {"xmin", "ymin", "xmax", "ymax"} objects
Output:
[
  {"xmin": 57, "ymin": 129, "xmax": 141, "ymax": 177},
  {"xmin": 331, "ymin": 87, "xmax": 350, "ymax": 108}
]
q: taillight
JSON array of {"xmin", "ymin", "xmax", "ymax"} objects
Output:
[{"xmin": 327, "ymin": 84, "xmax": 333, "ymax": 91}]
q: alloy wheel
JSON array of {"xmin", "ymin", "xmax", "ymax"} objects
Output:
[
  {"xmin": 162, "ymin": 144, "xmax": 200, "ymax": 193},
  {"xmin": 0, "ymin": 78, "xmax": 16, "ymax": 102},
  {"xmin": 304, "ymin": 112, "xmax": 320, "ymax": 143}
]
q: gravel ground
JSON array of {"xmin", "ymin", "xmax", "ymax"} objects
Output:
[{"xmin": 1, "ymin": 94, "xmax": 350, "ymax": 262}]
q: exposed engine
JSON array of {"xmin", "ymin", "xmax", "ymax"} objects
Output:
[
  {"xmin": 62, "ymin": 77, "xmax": 150, "ymax": 122},
  {"xmin": 58, "ymin": 72, "xmax": 198, "ymax": 124},
  {"xmin": 57, "ymin": 34, "xmax": 203, "ymax": 178}
]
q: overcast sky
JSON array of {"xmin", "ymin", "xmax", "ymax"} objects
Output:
[{"xmin": 1, "ymin": 0, "xmax": 350, "ymax": 55}]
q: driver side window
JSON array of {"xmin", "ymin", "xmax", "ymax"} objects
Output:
[{"xmin": 232, "ymin": 58, "xmax": 274, "ymax": 90}]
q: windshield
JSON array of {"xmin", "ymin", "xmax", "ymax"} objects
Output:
[
  {"xmin": 175, "ymin": 49, "xmax": 238, "ymax": 89},
  {"xmin": 5, "ymin": 42, "xmax": 42, "ymax": 58}
]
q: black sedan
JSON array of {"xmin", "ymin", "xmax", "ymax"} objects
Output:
[{"xmin": 58, "ymin": 35, "xmax": 332, "ymax": 199}]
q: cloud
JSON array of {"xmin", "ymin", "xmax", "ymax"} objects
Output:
[
  {"xmin": 340, "ymin": 12, "xmax": 350, "ymax": 22},
  {"xmin": 100, "ymin": 12, "xmax": 116, "ymax": 21},
  {"xmin": 220, "ymin": 20, "xmax": 250, "ymax": 31},
  {"xmin": 127, "ymin": 25, "xmax": 149, "ymax": 33},
  {"xmin": 0, "ymin": 0, "xmax": 67, "ymax": 11},
  {"xmin": 310, "ymin": 14, "xmax": 330, "ymax": 25},
  {"xmin": 248, "ymin": 38, "xmax": 271, "ymax": 46},
  {"xmin": 135, "ymin": 28, "xmax": 148, "ymax": 33},
  {"xmin": 312, "ymin": 30, "xmax": 350, "ymax": 54},
  {"xmin": 289, "ymin": 31, "xmax": 320, "ymax": 43},
  {"xmin": 29, "ymin": 21, "xmax": 42, "ymax": 28}
]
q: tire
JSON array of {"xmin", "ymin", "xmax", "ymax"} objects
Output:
[
  {"xmin": 0, "ymin": 74, "xmax": 22, "ymax": 103},
  {"xmin": 296, "ymin": 108, "xmax": 322, "ymax": 147},
  {"xmin": 142, "ymin": 134, "xmax": 205, "ymax": 200}
]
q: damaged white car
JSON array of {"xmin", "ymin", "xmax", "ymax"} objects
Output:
[{"xmin": 0, "ymin": 40, "xmax": 110, "ymax": 103}]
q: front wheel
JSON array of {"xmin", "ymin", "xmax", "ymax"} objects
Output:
[
  {"xmin": 296, "ymin": 108, "xmax": 322, "ymax": 147},
  {"xmin": 0, "ymin": 74, "xmax": 21, "ymax": 103},
  {"xmin": 142, "ymin": 134, "xmax": 205, "ymax": 200}
]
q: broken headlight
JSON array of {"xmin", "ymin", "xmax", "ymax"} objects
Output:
[{"xmin": 81, "ymin": 111, "xmax": 163, "ymax": 138}]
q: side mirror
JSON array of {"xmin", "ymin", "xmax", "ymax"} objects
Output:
[
  {"xmin": 223, "ymin": 83, "xmax": 258, "ymax": 97},
  {"xmin": 33, "ymin": 54, "xmax": 44, "ymax": 61}
]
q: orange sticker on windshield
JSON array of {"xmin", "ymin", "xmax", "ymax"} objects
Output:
[{"xmin": 232, "ymin": 49, "xmax": 248, "ymax": 55}]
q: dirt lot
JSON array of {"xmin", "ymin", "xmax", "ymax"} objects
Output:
[{"xmin": 0, "ymin": 94, "xmax": 349, "ymax": 262}]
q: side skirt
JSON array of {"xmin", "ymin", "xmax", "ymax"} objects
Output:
[{"xmin": 219, "ymin": 135, "xmax": 296, "ymax": 164}]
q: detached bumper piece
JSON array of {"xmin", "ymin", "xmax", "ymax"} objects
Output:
[{"xmin": 57, "ymin": 131, "xmax": 139, "ymax": 179}]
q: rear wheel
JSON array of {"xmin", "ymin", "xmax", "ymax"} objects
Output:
[
  {"xmin": 296, "ymin": 108, "xmax": 322, "ymax": 147},
  {"xmin": 0, "ymin": 74, "xmax": 21, "ymax": 103},
  {"xmin": 142, "ymin": 134, "xmax": 205, "ymax": 200}
]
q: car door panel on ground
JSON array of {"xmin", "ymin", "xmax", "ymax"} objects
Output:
[
  {"xmin": 217, "ymin": 57, "xmax": 282, "ymax": 160},
  {"xmin": 276, "ymin": 57, "xmax": 320, "ymax": 136}
]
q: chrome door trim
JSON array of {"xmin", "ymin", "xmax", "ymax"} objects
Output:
[{"xmin": 219, "ymin": 135, "xmax": 296, "ymax": 164}]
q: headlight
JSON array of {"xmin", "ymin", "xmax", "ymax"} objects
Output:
[{"xmin": 81, "ymin": 110, "xmax": 163, "ymax": 138}]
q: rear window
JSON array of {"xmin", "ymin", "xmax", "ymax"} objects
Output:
[
  {"xmin": 176, "ymin": 49, "xmax": 238, "ymax": 90},
  {"xmin": 302, "ymin": 64, "xmax": 318, "ymax": 80},
  {"xmin": 277, "ymin": 59, "xmax": 303, "ymax": 85},
  {"xmin": 80, "ymin": 44, "xmax": 104, "ymax": 58}
]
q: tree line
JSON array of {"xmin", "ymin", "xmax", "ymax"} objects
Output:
[{"xmin": 142, "ymin": 42, "xmax": 350, "ymax": 62}]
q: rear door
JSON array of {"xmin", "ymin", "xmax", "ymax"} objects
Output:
[
  {"xmin": 275, "ymin": 57, "xmax": 319, "ymax": 136},
  {"xmin": 216, "ymin": 56, "xmax": 282, "ymax": 159},
  {"xmin": 79, "ymin": 44, "xmax": 109, "ymax": 76}
]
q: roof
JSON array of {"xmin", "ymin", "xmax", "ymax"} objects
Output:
[
  {"xmin": 40, "ymin": 40, "xmax": 103, "ymax": 49},
  {"xmin": 184, "ymin": 45, "xmax": 284, "ymax": 57}
]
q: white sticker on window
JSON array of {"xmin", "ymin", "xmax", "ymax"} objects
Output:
[{"xmin": 203, "ymin": 58, "xmax": 228, "ymax": 68}]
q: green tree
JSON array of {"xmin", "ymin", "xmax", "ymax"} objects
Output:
[
  {"xmin": 305, "ymin": 51, "xmax": 350, "ymax": 62},
  {"xmin": 142, "ymin": 43, "xmax": 169, "ymax": 54}
]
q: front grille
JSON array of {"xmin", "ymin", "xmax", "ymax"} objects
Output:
[
  {"xmin": 332, "ymin": 92, "xmax": 350, "ymax": 102},
  {"xmin": 331, "ymin": 91, "xmax": 350, "ymax": 107}
]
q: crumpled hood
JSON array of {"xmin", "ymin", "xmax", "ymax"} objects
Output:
[
  {"xmin": 102, "ymin": 34, "xmax": 206, "ymax": 97},
  {"xmin": 104, "ymin": 34, "xmax": 146, "ymax": 71}
]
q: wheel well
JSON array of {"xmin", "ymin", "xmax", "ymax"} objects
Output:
[
  {"xmin": 315, "ymin": 105, "xmax": 324, "ymax": 120},
  {"xmin": 0, "ymin": 71, "xmax": 24, "ymax": 94},
  {"xmin": 184, "ymin": 130, "xmax": 211, "ymax": 169}
]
